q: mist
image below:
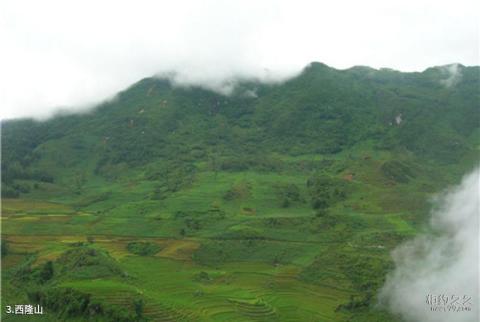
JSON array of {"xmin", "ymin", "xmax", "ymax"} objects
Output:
[
  {"xmin": 1, "ymin": 0, "xmax": 479, "ymax": 120},
  {"xmin": 440, "ymin": 64, "xmax": 463, "ymax": 88},
  {"xmin": 379, "ymin": 168, "xmax": 480, "ymax": 322}
]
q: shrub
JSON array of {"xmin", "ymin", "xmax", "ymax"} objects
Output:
[
  {"xmin": 307, "ymin": 174, "xmax": 347, "ymax": 209},
  {"xmin": 38, "ymin": 261, "xmax": 54, "ymax": 283},
  {"xmin": 381, "ymin": 160, "xmax": 415, "ymax": 183},
  {"xmin": 1, "ymin": 240, "xmax": 8, "ymax": 257},
  {"xmin": 55, "ymin": 246, "xmax": 124, "ymax": 279},
  {"xmin": 28, "ymin": 288, "xmax": 143, "ymax": 321},
  {"xmin": 223, "ymin": 181, "xmax": 251, "ymax": 201},
  {"xmin": 126, "ymin": 241, "xmax": 162, "ymax": 256},
  {"xmin": 275, "ymin": 183, "xmax": 302, "ymax": 208}
]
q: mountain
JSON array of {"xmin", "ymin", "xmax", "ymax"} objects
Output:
[
  {"xmin": 3, "ymin": 63, "xmax": 479, "ymax": 190},
  {"xmin": 1, "ymin": 62, "xmax": 479, "ymax": 321}
]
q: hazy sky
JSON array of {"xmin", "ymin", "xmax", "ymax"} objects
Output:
[{"xmin": 0, "ymin": 0, "xmax": 478, "ymax": 120}]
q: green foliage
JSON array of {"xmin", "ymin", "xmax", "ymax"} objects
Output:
[
  {"xmin": 55, "ymin": 246, "xmax": 124, "ymax": 279},
  {"xmin": 301, "ymin": 246, "xmax": 393, "ymax": 291},
  {"xmin": 73, "ymin": 192, "xmax": 112, "ymax": 208},
  {"xmin": 1, "ymin": 240, "xmax": 8, "ymax": 257},
  {"xmin": 28, "ymin": 288, "xmax": 144, "ymax": 321},
  {"xmin": 126, "ymin": 241, "xmax": 162, "ymax": 256},
  {"xmin": 193, "ymin": 237, "xmax": 308, "ymax": 267},
  {"xmin": 148, "ymin": 162, "xmax": 197, "ymax": 199},
  {"xmin": 1, "ymin": 179, "xmax": 33, "ymax": 198},
  {"xmin": 133, "ymin": 298, "xmax": 144, "ymax": 319},
  {"xmin": 194, "ymin": 271, "xmax": 212, "ymax": 283},
  {"xmin": 336, "ymin": 293, "xmax": 372, "ymax": 312},
  {"xmin": 274, "ymin": 183, "xmax": 302, "ymax": 207},
  {"xmin": 38, "ymin": 261, "xmax": 54, "ymax": 283},
  {"xmin": 1, "ymin": 185, "xmax": 20, "ymax": 198},
  {"xmin": 381, "ymin": 160, "xmax": 415, "ymax": 183},
  {"xmin": 73, "ymin": 171, "xmax": 87, "ymax": 194},
  {"xmin": 220, "ymin": 155, "xmax": 283, "ymax": 172},
  {"xmin": 3, "ymin": 64, "xmax": 478, "ymax": 183},
  {"xmin": 307, "ymin": 174, "xmax": 348, "ymax": 209},
  {"xmin": 223, "ymin": 181, "xmax": 252, "ymax": 201}
]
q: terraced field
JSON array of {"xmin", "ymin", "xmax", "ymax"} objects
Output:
[{"xmin": 0, "ymin": 163, "xmax": 461, "ymax": 322}]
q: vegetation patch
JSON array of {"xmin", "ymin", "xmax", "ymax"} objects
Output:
[
  {"xmin": 193, "ymin": 271, "xmax": 212, "ymax": 283},
  {"xmin": 300, "ymin": 247, "xmax": 393, "ymax": 291},
  {"xmin": 380, "ymin": 160, "xmax": 416, "ymax": 183},
  {"xmin": 73, "ymin": 192, "xmax": 112, "ymax": 208},
  {"xmin": 307, "ymin": 174, "xmax": 348, "ymax": 209},
  {"xmin": 126, "ymin": 241, "xmax": 163, "ymax": 256},
  {"xmin": 149, "ymin": 162, "xmax": 197, "ymax": 200},
  {"xmin": 193, "ymin": 239, "xmax": 307, "ymax": 266},
  {"xmin": 55, "ymin": 246, "xmax": 125, "ymax": 279},
  {"xmin": 223, "ymin": 181, "xmax": 252, "ymax": 201},
  {"xmin": 1, "ymin": 240, "xmax": 8, "ymax": 258},
  {"xmin": 28, "ymin": 287, "xmax": 144, "ymax": 322},
  {"xmin": 274, "ymin": 183, "xmax": 303, "ymax": 207}
]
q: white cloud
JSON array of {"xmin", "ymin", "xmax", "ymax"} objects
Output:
[
  {"xmin": 379, "ymin": 167, "xmax": 480, "ymax": 322},
  {"xmin": 0, "ymin": 0, "xmax": 478, "ymax": 119},
  {"xmin": 440, "ymin": 63, "xmax": 463, "ymax": 88}
]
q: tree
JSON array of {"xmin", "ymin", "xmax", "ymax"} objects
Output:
[
  {"xmin": 74, "ymin": 171, "xmax": 87, "ymax": 194},
  {"xmin": 1, "ymin": 240, "xmax": 8, "ymax": 257},
  {"xmin": 39, "ymin": 261, "xmax": 54, "ymax": 282},
  {"xmin": 307, "ymin": 175, "xmax": 347, "ymax": 209},
  {"xmin": 133, "ymin": 298, "xmax": 144, "ymax": 318}
]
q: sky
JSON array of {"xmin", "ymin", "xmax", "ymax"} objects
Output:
[{"xmin": 0, "ymin": 0, "xmax": 478, "ymax": 120}]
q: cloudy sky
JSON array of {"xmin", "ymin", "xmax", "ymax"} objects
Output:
[{"xmin": 0, "ymin": 0, "xmax": 478, "ymax": 120}]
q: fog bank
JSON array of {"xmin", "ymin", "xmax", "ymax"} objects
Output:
[{"xmin": 379, "ymin": 168, "xmax": 480, "ymax": 322}]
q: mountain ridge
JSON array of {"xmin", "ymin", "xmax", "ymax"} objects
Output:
[{"xmin": 2, "ymin": 62, "xmax": 479, "ymax": 196}]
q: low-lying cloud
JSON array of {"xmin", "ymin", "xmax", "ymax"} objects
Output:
[
  {"xmin": 379, "ymin": 167, "xmax": 479, "ymax": 322},
  {"xmin": 440, "ymin": 64, "xmax": 463, "ymax": 88}
]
